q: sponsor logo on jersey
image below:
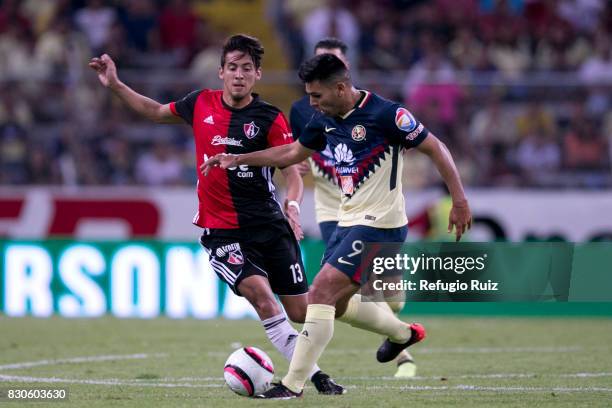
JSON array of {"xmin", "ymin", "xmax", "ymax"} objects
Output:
[
  {"xmin": 340, "ymin": 175, "xmax": 354, "ymax": 195},
  {"xmin": 243, "ymin": 121, "xmax": 260, "ymax": 139},
  {"xmin": 204, "ymin": 115, "xmax": 214, "ymax": 124},
  {"xmin": 337, "ymin": 166, "xmax": 358, "ymax": 174},
  {"xmin": 406, "ymin": 123, "xmax": 424, "ymax": 141},
  {"xmin": 325, "ymin": 126, "xmax": 336, "ymax": 133},
  {"xmin": 216, "ymin": 243, "xmax": 241, "ymax": 258},
  {"xmin": 211, "ymin": 135, "xmax": 243, "ymax": 146},
  {"xmin": 395, "ymin": 107, "xmax": 417, "ymax": 132},
  {"xmin": 351, "ymin": 125, "xmax": 366, "ymax": 141},
  {"xmin": 333, "ymin": 143, "xmax": 355, "ymax": 165}
]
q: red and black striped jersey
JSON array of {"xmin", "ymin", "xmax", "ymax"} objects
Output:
[{"xmin": 170, "ymin": 89, "xmax": 293, "ymax": 229}]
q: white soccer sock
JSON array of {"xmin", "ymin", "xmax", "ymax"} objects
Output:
[{"xmin": 262, "ymin": 313, "xmax": 320, "ymax": 379}]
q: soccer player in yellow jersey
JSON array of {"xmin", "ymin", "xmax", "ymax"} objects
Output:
[
  {"xmin": 203, "ymin": 54, "xmax": 471, "ymax": 399},
  {"xmin": 291, "ymin": 37, "xmax": 418, "ymax": 378}
]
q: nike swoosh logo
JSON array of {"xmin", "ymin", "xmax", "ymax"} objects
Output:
[
  {"xmin": 325, "ymin": 126, "xmax": 336, "ymax": 132},
  {"xmin": 337, "ymin": 257, "xmax": 354, "ymax": 266}
]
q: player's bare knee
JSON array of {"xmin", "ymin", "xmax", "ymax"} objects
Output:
[
  {"xmin": 285, "ymin": 306, "xmax": 306, "ymax": 323},
  {"xmin": 308, "ymin": 282, "xmax": 337, "ymax": 305}
]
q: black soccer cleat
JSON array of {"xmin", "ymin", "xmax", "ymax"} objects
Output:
[
  {"xmin": 311, "ymin": 370, "xmax": 346, "ymax": 395},
  {"xmin": 377, "ymin": 323, "xmax": 426, "ymax": 363},
  {"xmin": 255, "ymin": 382, "xmax": 303, "ymax": 400}
]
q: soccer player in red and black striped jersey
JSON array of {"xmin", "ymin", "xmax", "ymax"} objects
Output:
[{"xmin": 89, "ymin": 34, "xmax": 343, "ymax": 395}]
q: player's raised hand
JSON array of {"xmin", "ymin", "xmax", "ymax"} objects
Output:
[
  {"xmin": 448, "ymin": 200, "xmax": 472, "ymax": 242},
  {"xmin": 284, "ymin": 199, "xmax": 304, "ymax": 241},
  {"xmin": 88, "ymin": 54, "xmax": 119, "ymax": 88},
  {"xmin": 200, "ymin": 153, "xmax": 239, "ymax": 176}
]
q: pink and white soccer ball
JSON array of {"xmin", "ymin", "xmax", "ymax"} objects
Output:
[{"xmin": 223, "ymin": 347, "xmax": 274, "ymax": 397}]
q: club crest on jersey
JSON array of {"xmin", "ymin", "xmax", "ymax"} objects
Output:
[
  {"xmin": 351, "ymin": 125, "xmax": 366, "ymax": 141},
  {"xmin": 227, "ymin": 249, "xmax": 244, "ymax": 265},
  {"xmin": 243, "ymin": 121, "xmax": 260, "ymax": 139},
  {"xmin": 395, "ymin": 107, "xmax": 417, "ymax": 133}
]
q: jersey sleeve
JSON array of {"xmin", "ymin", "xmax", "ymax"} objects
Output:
[
  {"xmin": 169, "ymin": 89, "xmax": 201, "ymax": 125},
  {"xmin": 289, "ymin": 103, "xmax": 303, "ymax": 142},
  {"xmin": 298, "ymin": 117, "xmax": 326, "ymax": 152},
  {"xmin": 381, "ymin": 103, "xmax": 429, "ymax": 148},
  {"xmin": 267, "ymin": 112, "xmax": 294, "ymax": 147}
]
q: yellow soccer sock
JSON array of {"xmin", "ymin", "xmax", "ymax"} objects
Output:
[
  {"xmin": 282, "ymin": 304, "xmax": 335, "ymax": 393},
  {"xmin": 338, "ymin": 294, "xmax": 411, "ymax": 343}
]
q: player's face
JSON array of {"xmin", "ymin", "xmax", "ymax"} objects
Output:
[
  {"xmin": 306, "ymin": 80, "xmax": 344, "ymax": 116},
  {"xmin": 219, "ymin": 51, "xmax": 261, "ymax": 102}
]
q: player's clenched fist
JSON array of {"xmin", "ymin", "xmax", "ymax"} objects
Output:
[{"xmin": 88, "ymin": 54, "xmax": 119, "ymax": 89}]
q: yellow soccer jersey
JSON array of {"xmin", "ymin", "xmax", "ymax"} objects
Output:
[{"xmin": 298, "ymin": 91, "xmax": 429, "ymax": 228}]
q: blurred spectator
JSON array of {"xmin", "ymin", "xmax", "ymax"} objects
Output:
[
  {"xmin": 514, "ymin": 127, "xmax": 561, "ymax": 182},
  {"xmin": 74, "ymin": 0, "xmax": 117, "ymax": 53},
  {"xmin": 21, "ymin": 0, "xmax": 63, "ymax": 35},
  {"xmin": 26, "ymin": 144, "xmax": 62, "ymax": 184},
  {"xmin": 403, "ymin": 39, "xmax": 464, "ymax": 143},
  {"xmin": 0, "ymin": 120, "xmax": 28, "ymax": 184},
  {"xmin": 578, "ymin": 34, "xmax": 612, "ymax": 116},
  {"xmin": 515, "ymin": 102, "xmax": 557, "ymax": 140},
  {"xmin": 360, "ymin": 24, "xmax": 403, "ymax": 71},
  {"xmin": 563, "ymin": 107, "xmax": 609, "ymax": 171},
  {"xmin": 0, "ymin": 83, "xmax": 33, "ymax": 128},
  {"xmin": 102, "ymin": 136, "xmax": 135, "ymax": 185},
  {"xmin": 478, "ymin": 0, "xmax": 525, "ymax": 43},
  {"xmin": 0, "ymin": 0, "xmax": 31, "ymax": 34},
  {"xmin": 533, "ymin": 21, "xmax": 592, "ymax": 71},
  {"xmin": 135, "ymin": 140, "xmax": 185, "ymax": 186},
  {"xmin": 34, "ymin": 16, "xmax": 90, "ymax": 79},
  {"xmin": 0, "ymin": 22, "xmax": 44, "ymax": 81},
  {"xmin": 486, "ymin": 21, "xmax": 531, "ymax": 79},
  {"xmin": 158, "ymin": 0, "xmax": 200, "ymax": 64},
  {"xmin": 118, "ymin": 0, "xmax": 158, "ymax": 53},
  {"xmin": 557, "ymin": 0, "xmax": 604, "ymax": 34},
  {"xmin": 469, "ymin": 91, "xmax": 518, "ymax": 147},
  {"xmin": 449, "ymin": 26, "xmax": 485, "ymax": 71},
  {"xmin": 302, "ymin": 0, "xmax": 359, "ymax": 67}
]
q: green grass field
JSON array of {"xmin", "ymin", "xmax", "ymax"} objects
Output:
[{"xmin": 1, "ymin": 316, "xmax": 611, "ymax": 407}]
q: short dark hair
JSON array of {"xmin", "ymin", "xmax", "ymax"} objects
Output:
[
  {"xmin": 221, "ymin": 34, "xmax": 264, "ymax": 69},
  {"xmin": 298, "ymin": 54, "xmax": 350, "ymax": 84},
  {"xmin": 314, "ymin": 37, "xmax": 348, "ymax": 55}
]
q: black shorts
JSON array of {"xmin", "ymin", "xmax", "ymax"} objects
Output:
[{"xmin": 199, "ymin": 220, "xmax": 308, "ymax": 297}]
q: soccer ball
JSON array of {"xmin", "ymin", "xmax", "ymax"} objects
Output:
[{"xmin": 223, "ymin": 346, "xmax": 274, "ymax": 397}]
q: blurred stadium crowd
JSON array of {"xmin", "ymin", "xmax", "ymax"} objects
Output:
[{"xmin": 1, "ymin": 0, "xmax": 611, "ymax": 188}]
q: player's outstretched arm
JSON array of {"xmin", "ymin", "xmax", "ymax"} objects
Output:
[
  {"xmin": 201, "ymin": 142, "xmax": 313, "ymax": 175},
  {"xmin": 281, "ymin": 165, "xmax": 304, "ymax": 240},
  {"xmin": 88, "ymin": 54, "xmax": 182, "ymax": 124},
  {"xmin": 416, "ymin": 134, "xmax": 472, "ymax": 241}
]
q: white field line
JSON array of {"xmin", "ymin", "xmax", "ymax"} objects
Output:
[
  {"xmin": 151, "ymin": 372, "xmax": 612, "ymax": 382},
  {"xmin": 1, "ymin": 375, "xmax": 612, "ymax": 393},
  {"xmin": 0, "ymin": 374, "xmax": 221, "ymax": 388},
  {"xmin": 204, "ymin": 346, "xmax": 584, "ymax": 357},
  {"xmin": 340, "ymin": 372, "xmax": 612, "ymax": 381},
  {"xmin": 0, "ymin": 353, "xmax": 167, "ymax": 371}
]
